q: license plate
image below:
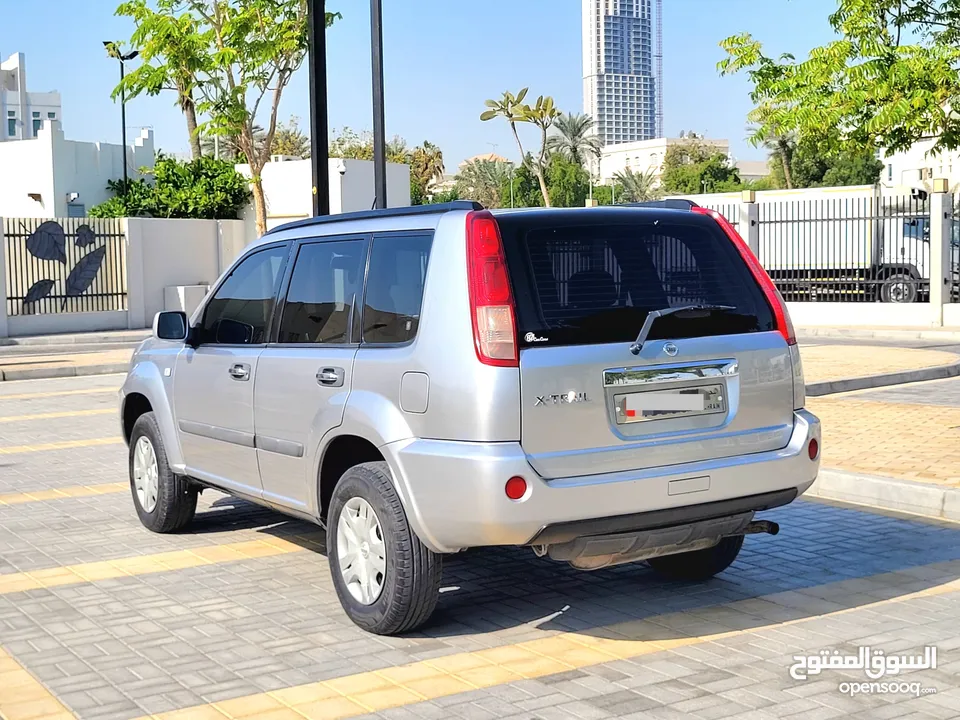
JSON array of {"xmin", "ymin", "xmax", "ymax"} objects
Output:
[{"xmin": 614, "ymin": 384, "xmax": 726, "ymax": 424}]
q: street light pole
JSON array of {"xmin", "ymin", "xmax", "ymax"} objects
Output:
[
  {"xmin": 104, "ymin": 42, "xmax": 139, "ymax": 190},
  {"xmin": 307, "ymin": 0, "xmax": 331, "ymax": 216},
  {"xmin": 370, "ymin": 0, "xmax": 387, "ymax": 209}
]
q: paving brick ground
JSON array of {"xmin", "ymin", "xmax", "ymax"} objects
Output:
[
  {"xmin": 1, "ymin": 375, "xmax": 959, "ymax": 719},
  {"xmin": 807, "ymin": 378, "xmax": 960, "ymax": 487}
]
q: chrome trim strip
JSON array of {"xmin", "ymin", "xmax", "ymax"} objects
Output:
[
  {"xmin": 256, "ymin": 435, "xmax": 305, "ymax": 458},
  {"xmin": 604, "ymin": 360, "xmax": 738, "ymax": 388},
  {"xmin": 178, "ymin": 420, "xmax": 256, "ymax": 448}
]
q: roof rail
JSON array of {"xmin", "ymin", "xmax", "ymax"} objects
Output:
[
  {"xmin": 622, "ymin": 199, "xmax": 700, "ymax": 210},
  {"xmin": 264, "ymin": 201, "xmax": 484, "ymax": 236}
]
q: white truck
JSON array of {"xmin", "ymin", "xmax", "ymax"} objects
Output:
[{"xmin": 682, "ymin": 185, "xmax": 960, "ymax": 303}]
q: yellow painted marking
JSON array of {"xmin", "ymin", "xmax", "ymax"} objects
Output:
[
  {"xmin": 141, "ymin": 570, "xmax": 960, "ymax": 720},
  {"xmin": 0, "ymin": 535, "xmax": 322, "ymax": 595},
  {"xmin": 0, "ymin": 482, "xmax": 127, "ymax": 506},
  {"xmin": 0, "ymin": 645, "xmax": 74, "ymax": 720},
  {"xmin": 0, "ymin": 437, "xmax": 122, "ymax": 455},
  {"xmin": 0, "ymin": 387, "xmax": 119, "ymax": 401},
  {"xmin": 0, "ymin": 408, "xmax": 114, "ymax": 423}
]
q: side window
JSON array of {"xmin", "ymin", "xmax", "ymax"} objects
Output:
[
  {"xmin": 277, "ymin": 240, "xmax": 366, "ymax": 344},
  {"xmin": 198, "ymin": 245, "xmax": 288, "ymax": 345},
  {"xmin": 363, "ymin": 234, "xmax": 433, "ymax": 344}
]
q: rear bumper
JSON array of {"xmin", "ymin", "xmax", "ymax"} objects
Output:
[{"xmin": 384, "ymin": 409, "xmax": 820, "ymax": 554}]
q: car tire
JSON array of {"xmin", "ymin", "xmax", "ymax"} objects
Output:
[
  {"xmin": 880, "ymin": 273, "xmax": 918, "ymax": 303},
  {"xmin": 647, "ymin": 535, "xmax": 744, "ymax": 581},
  {"xmin": 327, "ymin": 461, "xmax": 442, "ymax": 635},
  {"xmin": 129, "ymin": 412, "xmax": 197, "ymax": 533}
]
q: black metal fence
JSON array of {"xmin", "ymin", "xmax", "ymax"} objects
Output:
[
  {"xmin": 3, "ymin": 217, "xmax": 127, "ymax": 316},
  {"xmin": 757, "ymin": 194, "xmax": 930, "ymax": 303}
]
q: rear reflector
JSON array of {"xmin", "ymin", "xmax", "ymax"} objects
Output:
[
  {"xmin": 808, "ymin": 438, "xmax": 819, "ymax": 461},
  {"xmin": 466, "ymin": 211, "xmax": 518, "ymax": 366},
  {"xmin": 505, "ymin": 476, "xmax": 527, "ymax": 500},
  {"xmin": 692, "ymin": 207, "xmax": 797, "ymax": 346}
]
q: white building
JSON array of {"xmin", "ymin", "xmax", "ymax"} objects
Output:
[
  {"xmin": 880, "ymin": 137, "xmax": 960, "ymax": 192},
  {"xmin": 597, "ymin": 136, "xmax": 730, "ymax": 185},
  {"xmin": 235, "ymin": 157, "xmax": 411, "ymax": 242},
  {"xmin": 582, "ymin": 0, "xmax": 659, "ymax": 147},
  {"xmin": 0, "ymin": 121, "xmax": 154, "ymax": 218},
  {"xmin": 1, "ymin": 52, "xmax": 62, "ymax": 143}
]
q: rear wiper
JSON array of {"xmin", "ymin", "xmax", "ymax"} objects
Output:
[{"xmin": 629, "ymin": 304, "xmax": 737, "ymax": 355}]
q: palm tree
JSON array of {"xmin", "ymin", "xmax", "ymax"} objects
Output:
[
  {"xmin": 455, "ymin": 159, "xmax": 512, "ymax": 209},
  {"xmin": 613, "ymin": 168, "xmax": 660, "ymax": 203},
  {"xmin": 748, "ymin": 104, "xmax": 796, "ymax": 189},
  {"xmin": 411, "ymin": 141, "xmax": 445, "ymax": 193},
  {"xmin": 547, "ymin": 112, "xmax": 602, "ymax": 168},
  {"xmin": 386, "ymin": 136, "xmax": 410, "ymax": 164}
]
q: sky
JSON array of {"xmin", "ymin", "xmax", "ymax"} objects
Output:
[{"xmin": 1, "ymin": 0, "xmax": 840, "ymax": 169}]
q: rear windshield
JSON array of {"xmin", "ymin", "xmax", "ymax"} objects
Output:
[{"xmin": 496, "ymin": 211, "xmax": 776, "ymax": 348}]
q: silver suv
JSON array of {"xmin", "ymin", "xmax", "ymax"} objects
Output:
[{"xmin": 120, "ymin": 200, "xmax": 820, "ymax": 635}]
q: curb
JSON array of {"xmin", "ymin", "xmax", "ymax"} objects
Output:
[
  {"xmin": 808, "ymin": 469, "xmax": 960, "ymax": 522},
  {"xmin": 0, "ymin": 363, "xmax": 130, "ymax": 382},
  {"xmin": 805, "ymin": 361, "xmax": 960, "ymax": 396},
  {"xmin": 799, "ymin": 327, "xmax": 960, "ymax": 342},
  {"xmin": 0, "ymin": 331, "xmax": 149, "ymax": 347}
]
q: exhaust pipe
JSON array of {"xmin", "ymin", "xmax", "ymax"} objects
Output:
[{"xmin": 744, "ymin": 520, "xmax": 779, "ymax": 536}]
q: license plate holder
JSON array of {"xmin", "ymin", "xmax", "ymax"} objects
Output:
[{"xmin": 614, "ymin": 383, "xmax": 726, "ymax": 424}]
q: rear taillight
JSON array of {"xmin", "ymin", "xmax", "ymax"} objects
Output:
[
  {"xmin": 692, "ymin": 207, "xmax": 797, "ymax": 346},
  {"xmin": 466, "ymin": 210, "xmax": 518, "ymax": 366}
]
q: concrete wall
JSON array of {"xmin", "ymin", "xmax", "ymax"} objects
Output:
[
  {"xmin": 787, "ymin": 302, "xmax": 941, "ymax": 328},
  {"xmin": 1, "ymin": 216, "xmax": 244, "ymax": 337},
  {"xmin": 125, "ymin": 218, "xmax": 244, "ymax": 330},
  {"xmin": 0, "ymin": 122, "xmax": 154, "ymax": 218},
  {"xmin": 0, "ymin": 52, "xmax": 62, "ymax": 143}
]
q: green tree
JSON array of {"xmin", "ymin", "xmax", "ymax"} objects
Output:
[
  {"xmin": 456, "ymin": 159, "xmax": 512, "ymax": 209},
  {"xmin": 114, "ymin": 0, "xmax": 207, "ymax": 159},
  {"xmin": 271, "ymin": 116, "xmax": 310, "ymax": 159},
  {"xmin": 546, "ymin": 154, "xmax": 590, "ymax": 207},
  {"xmin": 500, "ymin": 160, "xmax": 543, "ymax": 208},
  {"xmin": 160, "ymin": 0, "xmax": 339, "ymax": 236},
  {"xmin": 426, "ymin": 188, "xmax": 460, "ymax": 204},
  {"xmin": 329, "ymin": 127, "xmax": 374, "ymax": 160},
  {"xmin": 90, "ymin": 154, "xmax": 251, "ymax": 219},
  {"xmin": 548, "ymin": 112, "xmax": 602, "ymax": 167},
  {"xmin": 768, "ymin": 138, "xmax": 883, "ymax": 188},
  {"xmin": 660, "ymin": 138, "xmax": 741, "ymax": 194},
  {"xmin": 612, "ymin": 168, "xmax": 660, "ymax": 202},
  {"xmin": 481, "ymin": 89, "xmax": 560, "ymax": 206},
  {"xmin": 719, "ymin": 0, "xmax": 960, "ymax": 158}
]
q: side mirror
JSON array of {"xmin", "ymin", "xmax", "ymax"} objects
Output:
[
  {"xmin": 154, "ymin": 311, "xmax": 188, "ymax": 341},
  {"xmin": 215, "ymin": 318, "xmax": 255, "ymax": 345}
]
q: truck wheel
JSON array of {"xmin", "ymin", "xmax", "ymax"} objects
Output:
[
  {"xmin": 328, "ymin": 461, "xmax": 442, "ymax": 635},
  {"xmin": 129, "ymin": 412, "xmax": 197, "ymax": 533},
  {"xmin": 647, "ymin": 535, "xmax": 744, "ymax": 581},
  {"xmin": 880, "ymin": 274, "xmax": 918, "ymax": 303}
]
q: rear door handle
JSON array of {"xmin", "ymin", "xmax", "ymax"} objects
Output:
[
  {"xmin": 317, "ymin": 367, "xmax": 344, "ymax": 387},
  {"xmin": 228, "ymin": 363, "xmax": 250, "ymax": 381}
]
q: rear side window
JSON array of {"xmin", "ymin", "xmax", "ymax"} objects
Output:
[
  {"xmin": 497, "ymin": 213, "xmax": 775, "ymax": 348},
  {"xmin": 362, "ymin": 234, "xmax": 433, "ymax": 344},
  {"xmin": 278, "ymin": 240, "xmax": 366, "ymax": 344}
]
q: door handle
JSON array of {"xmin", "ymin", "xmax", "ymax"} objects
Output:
[
  {"xmin": 317, "ymin": 367, "xmax": 344, "ymax": 387},
  {"xmin": 228, "ymin": 363, "xmax": 250, "ymax": 381}
]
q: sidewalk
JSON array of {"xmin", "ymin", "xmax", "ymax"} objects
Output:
[{"xmin": 806, "ymin": 381, "xmax": 960, "ymax": 521}]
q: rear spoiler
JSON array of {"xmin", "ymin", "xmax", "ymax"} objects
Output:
[{"xmin": 622, "ymin": 199, "xmax": 701, "ymax": 210}]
